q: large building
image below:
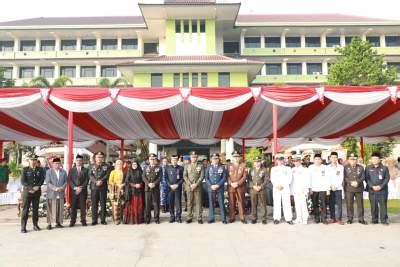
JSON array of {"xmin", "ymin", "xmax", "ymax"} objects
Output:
[{"xmin": 1, "ymin": 0, "xmax": 400, "ymax": 157}]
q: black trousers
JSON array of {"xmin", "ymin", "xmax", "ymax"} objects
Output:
[
  {"xmin": 312, "ymin": 191, "xmax": 327, "ymax": 222},
  {"xmin": 21, "ymin": 191, "xmax": 40, "ymax": 229},
  {"xmin": 369, "ymin": 191, "xmax": 388, "ymax": 223},
  {"xmin": 144, "ymin": 189, "xmax": 160, "ymax": 222},
  {"xmin": 345, "ymin": 191, "xmax": 364, "ymax": 221},
  {"xmin": 91, "ymin": 188, "xmax": 107, "ymax": 223},
  {"xmin": 71, "ymin": 191, "xmax": 87, "ymax": 224},
  {"xmin": 168, "ymin": 186, "xmax": 182, "ymax": 220}
]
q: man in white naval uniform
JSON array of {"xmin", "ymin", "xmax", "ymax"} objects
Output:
[
  {"xmin": 271, "ymin": 154, "xmax": 293, "ymax": 225},
  {"xmin": 310, "ymin": 153, "xmax": 330, "ymax": 224},
  {"xmin": 291, "ymin": 155, "xmax": 311, "ymax": 224}
]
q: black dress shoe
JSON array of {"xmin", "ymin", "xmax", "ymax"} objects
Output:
[
  {"xmin": 186, "ymin": 219, "xmax": 192, "ymax": 224},
  {"xmin": 177, "ymin": 219, "xmax": 182, "ymax": 223},
  {"xmin": 69, "ymin": 223, "xmax": 75, "ymax": 227},
  {"xmin": 322, "ymin": 220, "xmax": 328, "ymax": 225},
  {"xmin": 372, "ymin": 221, "xmax": 379, "ymax": 224},
  {"xmin": 382, "ymin": 221, "xmax": 389, "ymax": 226},
  {"xmin": 251, "ymin": 220, "xmax": 257, "ymax": 224},
  {"xmin": 91, "ymin": 222, "xmax": 98, "ymax": 226},
  {"xmin": 145, "ymin": 221, "xmax": 150, "ymax": 224},
  {"xmin": 21, "ymin": 228, "xmax": 27, "ymax": 233},
  {"xmin": 262, "ymin": 220, "xmax": 267, "ymax": 225},
  {"xmin": 347, "ymin": 220, "xmax": 353, "ymax": 224},
  {"xmin": 208, "ymin": 220, "xmax": 214, "ymax": 224},
  {"xmin": 273, "ymin": 220, "xmax": 280, "ymax": 224},
  {"xmin": 56, "ymin": 224, "xmax": 63, "ymax": 228},
  {"xmin": 155, "ymin": 220, "xmax": 160, "ymax": 224},
  {"xmin": 101, "ymin": 221, "xmax": 107, "ymax": 225},
  {"xmin": 222, "ymin": 220, "xmax": 228, "ymax": 224},
  {"xmin": 47, "ymin": 225, "xmax": 52, "ymax": 230},
  {"xmin": 198, "ymin": 220, "xmax": 203, "ymax": 224},
  {"xmin": 82, "ymin": 222, "xmax": 87, "ymax": 226},
  {"xmin": 358, "ymin": 220, "xmax": 367, "ymax": 225},
  {"xmin": 241, "ymin": 219, "xmax": 247, "ymax": 224},
  {"xmin": 286, "ymin": 221, "xmax": 294, "ymax": 225},
  {"xmin": 228, "ymin": 219, "xmax": 235, "ymax": 223},
  {"xmin": 169, "ymin": 218, "xmax": 175, "ymax": 223},
  {"xmin": 33, "ymin": 225, "xmax": 41, "ymax": 231}
]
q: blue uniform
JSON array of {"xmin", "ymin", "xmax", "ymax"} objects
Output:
[
  {"xmin": 205, "ymin": 164, "xmax": 227, "ymax": 222},
  {"xmin": 166, "ymin": 164, "xmax": 184, "ymax": 220},
  {"xmin": 160, "ymin": 165, "xmax": 169, "ymax": 210}
]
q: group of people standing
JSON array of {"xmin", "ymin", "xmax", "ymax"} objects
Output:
[{"xmin": 19, "ymin": 148, "xmax": 391, "ymax": 233}]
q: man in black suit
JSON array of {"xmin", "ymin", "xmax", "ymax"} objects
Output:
[{"xmin": 68, "ymin": 155, "xmax": 89, "ymax": 227}]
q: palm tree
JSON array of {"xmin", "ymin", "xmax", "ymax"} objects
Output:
[
  {"xmin": 52, "ymin": 76, "xmax": 73, "ymax": 87},
  {"xmin": 29, "ymin": 76, "xmax": 51, "ymax": 87},
  {"xmin": 98, "ymin": 78, "xmax": 111, "ymax": 87},
  {"xmin": 98, "ymin": 77, "xmax": 131, "ymax": 87}
]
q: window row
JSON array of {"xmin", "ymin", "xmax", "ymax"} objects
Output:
[
  {"xmin": 175, "ymin": 20, "xmax": 206, "ymax": 33},
  {"xmin": 0, "ymin": 39, "xmax": 138, "ymax": 52},
  {"xmin": 150, "ymin": 72, "xmax": 230, "ymax": 87},
  {"xmin": 1, "ymin": 66, "xmax": 118, "ymax": 79},
  {"xmin": 244, "ymin": 36, "xmax": 400, "ymax": 48}
]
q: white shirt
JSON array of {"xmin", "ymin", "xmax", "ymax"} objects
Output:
[
  {"xmin": 327, "ymin": 163, "xmax": 344, "ymax": 190},
  {"xmin": 309, "ymin": 164, "xmax": 330, "ymax": 192},
  {"xmin": 55, "ymin": 169, "xmax": 60, "ymax": 181},
  {"xmin": 291, "ymin": 165, "xmax": 311, "ymax": 195},
  {"xmin": 270, "ymin": 165, "xmax": 292, "ymax": 191}
]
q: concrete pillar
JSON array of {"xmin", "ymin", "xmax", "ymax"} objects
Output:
[
  {"xmin": 76, "ymin": 37, "xmax": 82, "ymax": 51},
  {"xmin": 76, "ymin": 65, "xmax": 81, "ymax": 78},
  {"xmin": 14, "ymin": 38, "xmax": 19, "ymax": 52},
  {"xmin": 34, "ymin": 66, "xmax": 40, "ymax": 77},
  {"xmin": 300, "ymin": 35, "xmax": 306, "ymax": 48},
  {"xmin": 220, "ymin": 139, "xmax": 226, "ymax": 155},
  {"xmin": 96, "ymin": 37, "xmax": 101, "ymax": 50},
  {"xmin": 361, "ymin": 34, "xmax": 367, "ymax": 41},
  {"xmin": 261, "ymin": 64, "xmax": 267, "ymax": 75},
  {"xmin": 260, "ymin": 34, "xmax": 265, "ymax": 48},
  {"xmin": 380, "ymin": 34, "xmax": 386, "ymax": 47},
  {"xmin": 117, "ymin": 37, "xmax": 122, "ymax": 50},
  {"xmin": 240, "ymin": 30, "xmax": 245, "ymax": 53},
  {"xmin": 282, "ymin": 61, "xmax": 287, "ymax": 75},
  {"xmin": 340, "ymin": 35, "xmax": 346, "ymax": 47},
  {"xmin": 95, "ymin": 63, "xmax": 101, "ymax": 78},
  {"xmin": 137, "ymin": 31, "xmax": 144, "ymax": 56},
  {"xmin": 322, "ymin": 60, "xmax": 329, "ymax": 75},
  {"xmin": 149, "ymin": 142, "xmax": 158, "ymax": 155},
  {"xmin": 280, "ymin": 33, "xmax": 286, "ymax": 48},
  {"xmin": 12, "ymin": 65, "xmax": 18, "ymax": 79},
  {"xmin": 302, "ymin": 62, "xmax": 307, "ymax": 75},
  {"xmin": 321, "ymin": 33, "xmax": 327, "ymax": 48},
  {"xmin": 35, "ymin": 38, "xmax": 40, "ymax": 51},
  {"xmin": 55, "ymin": 36, "xmax": 61, "ymax": 51},
  {"xmin": 225, "ymin": 138, "xmax": 235, "ymax": 161},
  {"xmin": 54, "ymin": 64, "xmax": 59, "ymax": 78}
]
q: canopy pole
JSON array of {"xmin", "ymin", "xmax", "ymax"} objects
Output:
[
  {"xmin": 120, "ymin": 139, "xmax": 124, "ymax": 161},
  {"xmin": 242, "ymin": 138, "xmax": 245, "ymax": 161},
  {"xmin": 0, "ymin": 141, "xmax": 3, "ymax": 159},
  {"xmin": 66, "ymin": 111, "xmax": 74, "ymax": 206},
  {"xmin": 272, "ymin": 104, "xmax": 278, "ymax": 155},
  {"xmin": 360, "ymin": 137, "xmax": 365, "ymax": 162}
]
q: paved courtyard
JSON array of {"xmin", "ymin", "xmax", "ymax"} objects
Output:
[{"xmin": 0, "ymin": 205, "xmax": 399, "ymax": 267}]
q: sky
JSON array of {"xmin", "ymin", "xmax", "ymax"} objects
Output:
[{"xmin": 1, "ymin": 0, "xmax": 400, "ymax": 22}]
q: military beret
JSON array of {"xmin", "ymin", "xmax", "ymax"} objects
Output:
[
  {"xmin": 314, "ymin": 153, "xmax": 322, "ymax": 159},
  {"xmin": 330, "ymin": 152, "xmax": 338, "ymax": 157},
  {"xmin": 52, "ymin": 158, "xmax": 61, "ymax": 163},
  {"xmin": 253, "ymin": 156, "xmax": 262, "ymax": 162},
  {"xmin": 183, "ymin": 155, "xmax": 190, "ymax": 161},
  {"xmin": 371, "ymin": 152, "xmax": 382, "ymax": 158},
  {"xmin": 94, "ymin": 151, "xmax": 105, "ymax": 157},
  {"xmin": 211, "ymin": 153, "xmax": 220, "ymax": 159},
  {"xmin": 148, "ymin": 153, "xmax": 157, "ymax": 159},
  {"xmin": 232, "ymin": 150, "xmax": 241, "ymax": 157},
  {"xmin": 76, "ymin": 154, "xmax": 83, "ymax": 159},
  {"xmin": 348, "ymin": 153, "xmax": 358, "ymax": 159}
]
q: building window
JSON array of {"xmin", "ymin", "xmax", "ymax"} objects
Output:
[
  {"xmin": 199, "ymin": 20, "xmax": 206, "ymax": 33},
  {"xmin": 387, "ymin": 62, "xmax": 400, "ymax": 73},
  {"xmin": 151, "ymin": 73, "xmax": 162, "ymax": 87},
  {"xmin": 1, "ymin": 67, "xmax": 13, "ymax": 79},
  {"xmin": 175, "ymin": 20, "xmax": 181, "ymax": 33},
  {"xmin": 20, "ymin": 40, "xmax": 35, "ymax": 51},
  {"xmin": 0, "ymin": 41, "xmax": 14, "ymax": 52},
  {"xmin": 101, "ymin": 66, "xmax": 117, "ymax": 77},
  {"xmin": 366, "ymin": 36, "xmax": 380, "ymax": 47},
  {"xmin": 121, "ymin": 39, "xmax": 138, "ymax": 50},
  {"xmin": 192, "ymin": 20, "xmax": 197, "ymax": 33},
  {"xmin": 80, "ymin": 66, "xmax": 96, "ymax": 77},
  {"xmin": 182, "ymin": 73, "xmax": 189, "ymax": 87},
  {"xmin": 218, "ymin": 72, "xmax": 230, "ymax": 87},
  {"xmin": 223, "ymin": 42, "xmax": 239, "ymax": 54},
  {"xmin": 287, "ymin": 63, "xmax": 302, "ymax": 75},
  {"xmin": 61, "ymin": 40, "xmax": 76, "ymax": 51},
  {"xmin": 192, "ymin": 73, "xmax": 198, "ymax": 87},
  {"xmin": 286, "ymin": 37, "xmax": 301, "ymax": 48},
  {"xmin": 101, "ymin": 39, "xmax": 117, "ymax": 50},
  {"xmin": 144, "ymin": 43, "xmax": 158, "ymax": 54},
  {"xmin": 265, "ymin": 64, "xmax": 282, "ymax": 75},
  {"xmin": 19, "ymin": 67, "xmax": 34, "ymax": 78},
  {"xmin": 265, "ymin": 37, "xmax": 281, "ymax": 48},
  {"xmin": 326, "ymin": 36, "xmax": 341, "ymax": 47},
  {"xmin": 60, "ymin": 66, "xmax": 76, "ymax": 78},
  {"xmin": 385, "ymin": 36, "xmax": 400, "ymax": 47},
  {"xmin": 40, "ymin": 40, "xmax": 55, "ymax": 51},
  {"xmin": 201, "ymin": 72, "xmax": 207, "ymax": 86},
  {"xmin": 345, "ymin": 36, "xmax": 356, "ymax": 46},
  {"xmin": 305, "ymin": 37, "xmax": 321, "ymax": 48},
  {"xmin": 39, "ymin": 67, "xmax": 54, "ymax": 78},
  {"xmin": 81, "ymin": 39, "xmax": 96, "ymax": 50},
  {"xmin": 173, "ymin": 73, "xmax": 180, "ymax": 87},
  {"xmin": 183, "ymin": 20, "xmax": 189, "ymax": 33},
  {"xmin": 307, "ymin": 63, "xmax": 322, "ymax": 75},
  {"xmin": 244, "ymin": 37, "xmax": 261, "ymax": 48}
]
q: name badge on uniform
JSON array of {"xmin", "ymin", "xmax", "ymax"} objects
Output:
[
  {"xmin": 155, "ymin": 168, "xmax": 160, "ymax": 173},
  {"xmin": 321, "ymin": 170, "xmax": 325, "ymax": 176},
  {"xmin": 218, "ymin": 168, "xmax": 223, "ymax": 175},
  {"xmin": 102, "ymin": 166, "xmax": 108, "ymax": 171},
  {"xmin": 336, "ymin": 171, "xmax": 340, "ymax": 176}
]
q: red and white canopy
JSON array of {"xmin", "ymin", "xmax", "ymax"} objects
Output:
[{"xmin": 0, "ymin": 86, "xmax": 399, "ymax": 145}]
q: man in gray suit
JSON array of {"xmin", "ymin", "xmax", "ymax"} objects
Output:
[{"xmin": 45, "ymin": 158, "xmax": 67, "ymax": 230}]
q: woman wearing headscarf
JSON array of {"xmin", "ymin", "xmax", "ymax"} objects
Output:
[
  {"xmin": 108, "ymin": 160, "xmax": 124, "ymax": 224},
  {"xmin": 123, "ymin": 160, "xmax": 144, "ymax": 224}
]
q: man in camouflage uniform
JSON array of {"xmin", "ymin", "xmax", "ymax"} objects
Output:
[
  {"xmin": 142, "ymin": 153, "xmax": 162, "ymax": 224},
  {"xmin": 248, "ymin": 156, "xmax": 269, "ymax": 224}
]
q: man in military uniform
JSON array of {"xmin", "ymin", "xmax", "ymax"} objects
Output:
[
  {"xmin": 344, "ymin": 153, "xmax": 367, "ymax": 224},
  {"xmin": 20, "ymin": 153, "xmax": 45, "ymax": 233},
  {"xmin": 248, "ymin": 156, "xmax": 269, "ymax": 224},
  {"xmin": 183, "ymin": 151, "xmax": 204, "ymax": 224},
  {"xmin": 365, "ymin": 152, "xmax": 390, "ymax": 225},
  {"xmin": 205, "ymin": 153, "xmax": 227, "ymax": 224},
  {"xmin": 227, "ymin": 151, "xmax": 247, "ymax": 224},
  {"xmin": 142, "ymin": 153, "xmax": 162, "ymax": 224},
  {"xmin": 166, "ymin": 155, "xmax": 184, "ymax": 223},
  {"xmin": 89, "ymin": 151, "xmax": 110, "ymax": 225}
]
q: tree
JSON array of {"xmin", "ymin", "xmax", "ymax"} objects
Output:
[
  {"xmin": 29, "ymin": 76, "xmax": 51, "ymax": 87},
  {"xmin": 0, "ymin": 67, "xmax": 15, "ymax": 87},
  {"xmin": 328, "ymin": 37, "xmax": 397, "ymax": 86},
  {"xmin": 52, "ymin": 76, "xmax": 73, "ymax": 87},
  {"xmin": 244, "ymin": 147, "xmax": 262, "ymax": 168},
  {"xmin": 98, "ymin": 77, "xmax": 130, "ymax": 87}
]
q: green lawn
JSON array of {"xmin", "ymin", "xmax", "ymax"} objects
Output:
[{"xmin": 364, "ymin": 199, "xmax": 400, "ymax": 214}]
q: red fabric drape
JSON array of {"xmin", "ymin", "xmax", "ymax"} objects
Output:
[
  {"xmin": 261, "ymin": 86, "xmax": 317, "ymax": 103},
  {"xmin": 141, "ymin": 110, "xmax": 180, "ymax": 139},
  {"xmin": 191, "ymin": 87, "xmax": 251, "ymax": 100}
]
